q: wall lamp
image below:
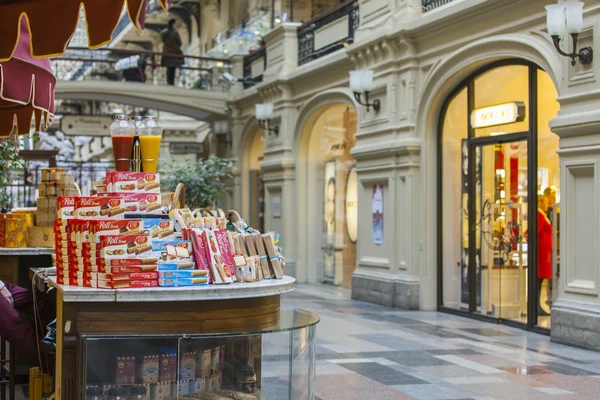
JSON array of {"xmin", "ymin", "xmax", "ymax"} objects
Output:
[
  {"xmin": 546, "ymin": 1, "xmax": 593, "ymax": 66},
  {"xmin": 349, "ymin": 69, "xmax": 380, "ymax": 113},
  {"xmin": 255, "ymin": 103, "xmax": 279, "ymax": 136},
  {"xmin": 213, "ymin": 120, "xmax": 231, "ymax": 147}
]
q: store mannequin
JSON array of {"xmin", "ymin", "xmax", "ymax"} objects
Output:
[{"xmin": 537, "ymin": 194, "xmax": 552, "ymax": 316}]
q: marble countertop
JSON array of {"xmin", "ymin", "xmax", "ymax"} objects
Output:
[
  {"xmin": 48, "ymin": 275, "xmax": 296, "ymax": 303},
  {"xmin": 0, "ymin": 247, "xmax": 54, "ymax": 256}
]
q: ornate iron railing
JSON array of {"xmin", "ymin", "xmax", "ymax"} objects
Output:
[
  {"xmin": 297, "ymin": 0, "xmax": 359, "ymax": 66},
  {"xmin": 422, "ymin": 0, "xmax": 455, "ymax": 12},
  {"xmin": 52, "ymin": 47, "xmax": 232, "ymax": 92},
  {"xmin": 243, "ymin": 47, "xmax": 267, "ymax": 89}
]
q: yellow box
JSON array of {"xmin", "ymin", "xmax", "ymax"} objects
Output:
[{"xmin": 5, "ymin": 213, "xmax": 34, "ymax": 248}]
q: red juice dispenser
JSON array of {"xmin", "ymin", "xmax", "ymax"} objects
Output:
[{"xmin": 110, "ymin": 115, "xmax": 135, "ymax": 171}]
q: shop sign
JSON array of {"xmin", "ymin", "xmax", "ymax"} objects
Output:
[
  {"xmin": 61, "ymin": 115, "xmax": 112, "ymax": 136},
  {"xmin": 372, "ymin": 184, "xmax": 384, "ymax": 245},
  {"xmin": 470, "ymin": 102, "xmax": 525, "ymax": 129},
  {"xmin": 345, "ymin": 167, "xmax": 358, "ymax": 243}
]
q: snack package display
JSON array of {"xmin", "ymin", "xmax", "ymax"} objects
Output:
[
  {"xmin": 136, "ymin": 355, "xmax": 159, "ymax": 384},
  {"xmin": 106, "ymin": 172, "xmax": 161, "ymax": 193},
  {"xmin": 214, "ymin": 228, "xmax": 236, "ymax": 281},
  {"xmin": 152, "ymin": 240, "xmax": 195, "ymax": 267}
]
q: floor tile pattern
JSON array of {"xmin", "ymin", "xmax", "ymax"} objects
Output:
[{"xmin": 277, "ymin": 283, "xmax": 600, "ymax": 399}]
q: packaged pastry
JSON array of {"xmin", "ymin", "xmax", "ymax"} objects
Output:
[
  {"xmin": 136, "ymin": 355, "xmax": 159, "ymax": 384},
  {"xmin": 179, "ymin": 352, "xmax": 196, "ymax": 380},
  {"xmin": 57, "ymin": 196, "xmax": 76, "ymax": 220},
  {"xmin": 152, "ymin": 240, "xmax": 194, "ymax": 264},
  {"xmin": 100, "ymin": 234, "xmax": 152, "ymax": 259},
  {"xmin": 158, "ymin": 270, "xmax": 208, "ymax": 279},
  {"xmin": 104, "ymin": 265, "xmax": 158, "ymax": 275},
  {"xmin": 107, "ymin": 171, "xmax": 160, "ymax": 193},
  {"xmin": 196, "ymin": 349, "xmax": 211, "ymax": 378},
  {"xmin": 159, "ymin": 353, "xmax": 177, "ymax": 382},
  {"xmin": 98, "ymin": 279, "xmax": 158, "ymax": 289},
  {"xmin": 169, "ymin": 208, "xmax": 195, "ymax": 231},
  {"xmin": 75, "ymin": 196, "xmax": 124, "ymax": 219},
  {"xmin": 185, "ymin": 228, "xmax": 211, "ymax": 274},
  {"xmin": 115, "ymin": 357, "xmax": 135, "ymax": 385},
  {"xmin": 175, "ymin": 277, "xmax": 209, "ymax": 286},
  {"xmin": 262, "ymin": 233, "xmax": 284, "ymax": 278},
  {"xmin": 97, "ymin": 271, "xmax": 158, "ymax": 281},
  {"xmin": 203, "ymin": 229, "xmax": 233, "ymax": 284},
  {"xmin": 90, "ymin": 219, "xmax": 144, "ymax": 242},
  {"xmin": 109, "ymin": 192, "xmax": 163, "ymax": 214},
  {"xmin": 145, "ymin": 219, "xmax": 175, "ymax": 239},
  {"xmin": 214, "ymin": 228, "xmax": 236, "ymax": 281},
  {"xmin": 157, "ymin": 262, "xmax": 195, "ymax": 271},
  {"xmin": 254, "ymin": 233, "xmax": 274, "ymax": 279},
  {"xmin": 102, "ymin": 257, "xmax": 160, "ymax": 267}
]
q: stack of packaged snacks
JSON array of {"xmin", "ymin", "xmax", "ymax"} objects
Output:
[
  {"xmin": 55, "ymin": 197, "xmax": 76, "ymax": 284},
  {"xmin": 37, "ymin": 169, "xmax": 78, "ymax": 227}
]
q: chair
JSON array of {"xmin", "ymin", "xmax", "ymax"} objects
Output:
[{"xmin": 0, "ymin": 336, "xmax": 15, "ymax": 400}]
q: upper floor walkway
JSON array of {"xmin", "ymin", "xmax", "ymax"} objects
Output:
[{"xmin": 53, "ymin": 47, "xmax": 231, "ymax": 120}]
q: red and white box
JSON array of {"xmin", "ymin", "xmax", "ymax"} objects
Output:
[
  {"xmin": 107, "ymin": 172, "xmax": 160, "ymax": 193},
  {"xmin": 57, "ymin": 196, "xmax": 76, "ymax": 222},
  {"xmin": 100, "ymin": 234, "xmax": 153, "ymax": 259},
  {"xmin": 75, "ymin": 196, "xmax": 124, "ymax": 219},
  {"xmin": 108, "ymin": 193, "xmax": 162, "ymax": 214},
  {"xmin": 97, "ymin": 271, "xmax": 158, "ymax": 281},
  {"xmin": 98, "ymin": 279, "xmax": 159, "ymax": 289},
  {"xmin": 90, "ymin": 219, "xmax": 144, "ymax": 242}
]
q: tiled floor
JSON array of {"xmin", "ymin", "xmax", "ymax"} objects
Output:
[{"xmin": 281, "ymin": 283, "xmax": 600, "ymax": 400}]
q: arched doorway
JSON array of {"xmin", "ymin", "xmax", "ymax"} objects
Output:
[
  {"xmin": 300, "ymin": 103, "xmax": 358, "ymax": 288},
  {"xmin": 438, "ymin": 60, "xmax": 560, "ymax": 330},
  {"xmin": 242, "ymin": 126, "xmax": 265, "ymax": 233}
]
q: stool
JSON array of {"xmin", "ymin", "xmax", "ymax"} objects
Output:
[{"xmin": 0, "ymin": 336, "xmax": 15, "ymax": 400}]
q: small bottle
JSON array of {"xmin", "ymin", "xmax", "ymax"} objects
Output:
[
  {"xmin": 128, "ymin": 386, "xmax": 149, "ymax": 400},
  {"xmin": 86, "ymin": 386, "xmax": 104, "ymax": 400}
]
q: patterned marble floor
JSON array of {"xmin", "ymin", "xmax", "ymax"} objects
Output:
[{"xmin": 281, "ymin": 283, "xmax": 600, "ymax": 400}]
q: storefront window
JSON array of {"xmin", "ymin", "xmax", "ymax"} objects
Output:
[
  {"xmin": 441, "ymin": 88, "xmax": 467, "ymax": 310},
  {"xmin": 306, "ymin": 104, "xmax": 357, "ymax": 288},
  {"xmin": 439, "ymin": 62, "xmax": 560, "ymax": 330},
  {"xmin": 247, "ymin": 129, "xmax": 265, "ymax": 232}
]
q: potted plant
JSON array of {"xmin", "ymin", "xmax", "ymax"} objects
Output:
[
  {"xmin": 161, "ymin": 157, "xmax": 235, "ymax": 210},
  {"xmin": 0, "ymin": 134, "xmax": 23, "ymax": 212}
]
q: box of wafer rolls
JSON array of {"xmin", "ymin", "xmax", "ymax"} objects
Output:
[
  {"xmin": 108, "ymin": 193, "xmax": 163, "ymax": 214},
  {"xmin": 75, "ymin": 196, "xmax": 125, "ymax": 219},
  {"xmin": 107, "ymin": 172, "xmax": 161, "ymax": 193},
  {"xmin": 100, "ymin": 234, "xmax": 153, "ymax": 259}
]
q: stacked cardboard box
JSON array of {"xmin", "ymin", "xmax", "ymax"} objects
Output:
[{"xmin": 37, "ymin": 170, "xmax": 77, "ymax": 227}]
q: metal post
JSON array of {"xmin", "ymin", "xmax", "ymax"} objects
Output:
[
  {"xmin": 290, "ymin": 0, "xmax": 294, "ymax": 21},
  {"xmin": 271, "ymin": 0, "xmax": 275, "ymax": 28}
]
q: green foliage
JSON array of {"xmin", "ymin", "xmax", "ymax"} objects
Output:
[
  {"xmin": 0, "ymin": 134, "xmax": 23, "ymax": 209},
  {"xmin": 161, "ymin": 157, "xmax": 235, "ymax": 209}
]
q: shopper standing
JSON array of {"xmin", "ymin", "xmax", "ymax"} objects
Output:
[
  {"xmin": 160, "ymin": 18, "xmax": 184, "ymax": 86},
  {"xmin": 537, "ymin": 194, "xmax": 552, "ymax": 316}
]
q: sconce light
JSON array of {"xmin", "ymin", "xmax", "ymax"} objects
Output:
[
  {"xmin": 255, "ymin": 103, "xmax": 279, "ymax": 136},
  {"xmin": 546, "ymin": 2, "xmax": 593, "ymax": 66},
  {"xmin": 213, "ymin": 120, "xmax": 231, "ymax": 147},
  {"xmin": 349, "ymin": 70, "xmax": 380, "ymax": 113}
]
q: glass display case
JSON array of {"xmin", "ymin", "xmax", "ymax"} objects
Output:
[{"xmin": 81, "ymin": 310, "xmax": 318, "ymax": 400}]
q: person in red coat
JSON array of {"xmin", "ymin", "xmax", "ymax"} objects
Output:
[{"xmin": 538, "ymin": 194, "xmax": 553, "ymax": 315}]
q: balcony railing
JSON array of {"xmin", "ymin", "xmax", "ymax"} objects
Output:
[
  {"xmin": 243, "ymin": 47, "xmax": 267, "ymax": 89},
  {"xmin": 422, "ymin": 0, "xmax": 455, "ymax": 12},
  {"xmin": 52, "ymin": 47, "xmax": 232, "ymax": 92},
  {"xmin": 297, "ymin": 0, "xmax": 359, "ymax": 66}
]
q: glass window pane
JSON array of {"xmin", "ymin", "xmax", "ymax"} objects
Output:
[
  {"xmin": 536, "ymin": 69, "xmax": 560, "ymax": 329},
  {"xmin": 441, "ymin": 88, "xmax": 468, "ymax": 310},
  {"xmin": 474, "ymin": 65, "xmax": 529, "ymax": 137}
]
